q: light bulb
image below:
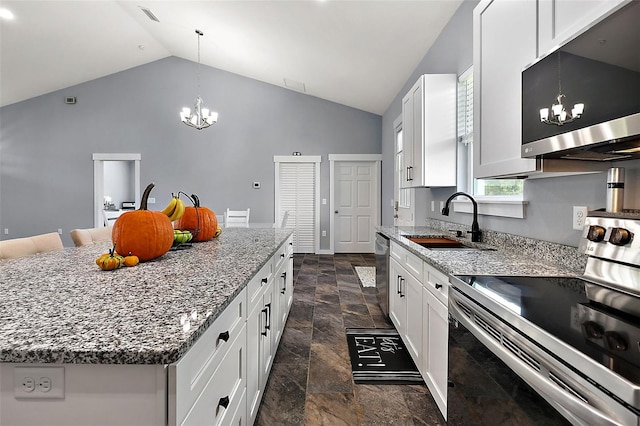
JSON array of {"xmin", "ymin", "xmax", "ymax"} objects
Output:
[
  {"xmin": 552, "ymin": 104, "xmax": 563, "ymax": 116},
  {"xmin": 560, "ymin": 109, "xmax": 567, "ymax": 122},
  {"xmin": 574, "ymin": 103, "xmax": 584, "ymax": 116},
  {"xmin": 540, "ymin": 108, "xmax": 549, "ymax": 121}
]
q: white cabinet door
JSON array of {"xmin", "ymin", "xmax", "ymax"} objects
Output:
[
  {"xmin": 422, "ymin": 285, "xmax": 448, "ymax": 420},
  {"xmin": 404, "ymin": 272, "xmax": 423, "ymax": 365},
  {"xmin": 401, "ymin": 75, "xmax": 457, "ymax": 187},
  {"xmin": 246, "ymin": 300, "xmax": 263, "ymax": 425},
  {"xmin": 401, "ymin": 84, "xmax": 416, "ymax": 189},
  {"xmin": 388, "ymin": 258, "xmax": 406, "ymax": 334},
  {"xmin": 538, "ymin": 0, "xmax": 628, "ymax": 56},
  {"xmin": 473, "ymin": 0, "xmax": 538, "ymax": 178}
]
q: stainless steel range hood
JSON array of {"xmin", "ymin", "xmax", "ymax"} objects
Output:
[
  {"xmin": 522, "ymin": 113, "xmax": 640, "ymax": 161},
  {"xmin": 521, "ymin": 0, "xmax": 640, "ymax": 163}
]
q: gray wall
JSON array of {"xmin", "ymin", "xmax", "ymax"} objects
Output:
[
  {"xmin": 381, "ymin": 0, "xmax": 640, "ymax": 247},
  {"xmin": 0, "ymin": 56, "xmax": 381, "ymax": 247}
]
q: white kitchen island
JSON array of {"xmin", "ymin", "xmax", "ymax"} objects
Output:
[{"xmin": 0, "ymin": 227, "xmax": 293, "ymax": 426}]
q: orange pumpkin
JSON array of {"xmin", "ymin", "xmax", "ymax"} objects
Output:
[
  {"xmin": 112, "ymin": 183, "xmax": 174, "ymax": 262},
  {"xmin": 174, "ymin": 194, "xmax": 218, "ymax": 242},
  {"xmin": 123, "ymin": 253, "xmax": 140, "ymax": 267}
]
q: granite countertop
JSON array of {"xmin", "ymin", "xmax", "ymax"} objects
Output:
[
  {"xmin": 0, "ymin": 228, "xmax": 292, "ymax": 365},
  {"xmin": 377, "ymin": 226, "xmax": 584, "ymax": 277}
]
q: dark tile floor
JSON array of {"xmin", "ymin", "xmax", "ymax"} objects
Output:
[{"xmin": 255, "ymin": 253, "xmax": 444, "ymax": 425}]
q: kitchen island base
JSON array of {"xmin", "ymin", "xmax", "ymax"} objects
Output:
[{"xmin": 0, "ymin": 229, "xmax": 293, "ymax": 426}]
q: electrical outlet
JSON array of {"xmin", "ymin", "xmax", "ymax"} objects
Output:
[
  {"xmin": 147, "ymin": 197, "xmax": 156, "ymax": 204},
  {"xmin": 57, "ymin": 228, "xmax": 62, "ymax": 234},
  {"xmin": 322, "ymin": 230, "xmax": 326, "ymax": 237},
  {"xmin": 573, "ymin": 206, "xmax": 588, "ymax": 231},
  {"xmin": 431, "ymin": 201, "xmax": 435, "ymax": 212},
  {"xmin": 14, "ymin": 367, "xmax": 64, "ymax": 399},
  {"xmin": 4, "ymin": 228, "xmax": 8, "ymax": 235},
  {"xmin": 439, "ymin": 201, "xmax": 445, "ymax": 212}
]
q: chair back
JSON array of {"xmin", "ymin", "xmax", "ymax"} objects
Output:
[
  {"xmin": 0, "ymin": 232, "xmax": 64, "ymax": 260},
  {"xmin": 279, "ymin": 210, "xmax": 290, "ymax": 228},
  {"xmin": 225, "ymin": 208, "xmax": 250, "ymax": 227},
  {"xmin": 70, "ymin": 226, "xmax": 113, "ymax": 247}
]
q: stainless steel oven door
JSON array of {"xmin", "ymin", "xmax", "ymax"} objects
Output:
[{"xmin": 449, "ymin": 279, "xmax": 634, "ymax": 426}]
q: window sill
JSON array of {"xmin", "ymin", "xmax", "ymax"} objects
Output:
[{"xmin": 451, "ymin": 199, "xmax": 528, "ymax": 219}]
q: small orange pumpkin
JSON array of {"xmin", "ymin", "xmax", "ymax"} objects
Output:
[
  {"xmin": 174, "ymin": 194, "xmax": 218, "ymax": 242},
  {"xmin": 112, "ymin": 183, "xmax": 174, "ymax": 262},
  {"xmin": 124, "ymin": 253, "xmax": 139, "ymax": 267}
]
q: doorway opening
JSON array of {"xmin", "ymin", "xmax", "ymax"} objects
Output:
[{"xmin": 92, "ymin": 153, "xmax": 141, "ymax": 228}]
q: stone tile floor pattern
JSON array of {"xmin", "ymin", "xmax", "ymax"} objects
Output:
[{"xmin": 255, "ymin": 253, "xmax": 444, "ymax": 425}]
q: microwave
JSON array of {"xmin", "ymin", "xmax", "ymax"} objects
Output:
[{"xmin": 521, "ymin": 1, "xmax": 640, "ymax": 161}]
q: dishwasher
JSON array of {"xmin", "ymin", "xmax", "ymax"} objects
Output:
[{"xmin": 375, "ymin": 232, "xmax": 390, "ymax": 318}]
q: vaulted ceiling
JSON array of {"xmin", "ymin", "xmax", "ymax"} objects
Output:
[{"xmin": 0, "ymin": 1, "xmax": 463, "ymax": 115}]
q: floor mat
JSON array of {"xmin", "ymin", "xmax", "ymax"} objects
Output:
[
  {"xmin": 354, "ymin": 266, "xmax": 376, "ymax": 288},
  {"xmin": 346, "ymin": 328, "xmax": 423, "ymax": 384}
]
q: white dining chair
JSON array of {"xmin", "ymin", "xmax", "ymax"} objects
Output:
[
  {"xmin": 70, "ymin": 226, "xmax": 113, "ymax": 247},
  {"xmin": 274, "ymin": 210, "xmax": 289, "ymax": 228},
  {"xmin": 0, "ymin": 232, "xmax": 64, "ymax": 260},
  {"xmin": 225, "ymin": 208, "xmax": 250, "ymax": 227}
]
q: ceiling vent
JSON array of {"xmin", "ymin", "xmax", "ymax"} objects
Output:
[
  {"xmin": 139, "ymin": 7, "xmax": 159, "ymax": 22},
  {"xmin": 284, "ymin": 78, "xmax": 306, "ymax": 93}
]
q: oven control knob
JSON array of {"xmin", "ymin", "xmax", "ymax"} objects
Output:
[
  {"xmin": 608, "ymin": 228, "xmax": 632, "ymax": 246},
  {"xmin": 604, "ymin": 331, "xmax": 628, "ymax": 351},
  {"xmin": 586, "ymin": 226, "xmax": 606, "ymax": 242},
  {"xmin": 582, "ymin": 321, "xmax": 604, "ymax": 339}
]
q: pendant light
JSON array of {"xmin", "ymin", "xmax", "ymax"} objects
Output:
[{"xmin": 180, "ymin": 30, "xmax": 218, "ymax": 130}]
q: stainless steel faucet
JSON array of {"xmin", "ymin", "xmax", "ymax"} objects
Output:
[{"xmin": 441, "ymin": 192, "xmax": 482, "ymax": 242}]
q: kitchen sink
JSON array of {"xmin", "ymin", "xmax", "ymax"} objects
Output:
[{"xmin": 406, "ymin": 236, "xmax": 495, "ymax": 251}]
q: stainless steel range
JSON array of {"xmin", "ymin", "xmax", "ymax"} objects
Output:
[{"xmin": 449, "ymin": 211, "xmax": 640, "ymax": 426}]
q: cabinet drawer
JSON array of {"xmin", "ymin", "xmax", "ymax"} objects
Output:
[
  {"xmin": 390, "ymin": 242, "xmax": 424, "ymax": 282},
  {"xmin": 180, "ymin": 325, "xmax": 247, "ymax": 426},
  {"xmin": 247, "ymin": 260, "xmax": 274, "ymax": 311},
  {"xmin": 424, "ymin": 264, "xmax": 449, "ymax": 305},
  {"xmin": 273, "ymin": 240, "xmax": 289, "ymax": 272},
  {"xmin": 169, "ymin": 288, "xmax": 246, "ymax": 425}
]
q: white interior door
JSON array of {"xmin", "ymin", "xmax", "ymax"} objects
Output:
[
  {"xmin": 394, "ymin": 119, "xmax": 414, "ymax": 226},
  {"xmin": 334, "ymin": 160, "xmax": 379, "ymax": 253}
]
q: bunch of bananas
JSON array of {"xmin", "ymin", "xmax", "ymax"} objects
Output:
[{"xmin": 161, "ymin": 195, "xmax": 185, "ymax": 222}]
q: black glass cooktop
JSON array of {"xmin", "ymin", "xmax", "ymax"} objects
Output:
[{"xmin": 453, "ymin": 275, "xmax": 640, "ymax": 386}]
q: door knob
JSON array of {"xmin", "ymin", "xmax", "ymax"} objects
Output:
[{"xmin": 335, "ymin": 210, "xmax": 339, "ymax": 214}]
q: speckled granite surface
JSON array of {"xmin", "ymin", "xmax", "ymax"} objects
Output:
[
  {"xmin": 378, "ymin": 223, "xmax": 586, "ymax": 278},
  {"xmin": 0, "ymin": 228, "xmax": 291, "ymax": 365}
]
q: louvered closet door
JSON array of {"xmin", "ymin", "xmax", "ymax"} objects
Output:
[{"xmin": 278, "ymin": 162, "xmax": 316, "ymax": 253}]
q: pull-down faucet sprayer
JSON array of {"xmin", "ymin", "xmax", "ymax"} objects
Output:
[{"xmin": 441, "ymin": 192, "xmax": 482, "ymax": 242}]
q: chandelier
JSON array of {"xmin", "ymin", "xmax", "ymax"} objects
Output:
[
  {"xmin": 180, "ymin": 30, "xmax": 218, "ymax": 130},
  {"xmin": 539, "ymin": 52, "xmax": 584, "ymax": 126}
]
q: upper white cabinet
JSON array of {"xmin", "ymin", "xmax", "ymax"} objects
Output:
[
  {"xmin": 401, "ymin": 74, "xmax": 457, "ymax": 188},
  {"xmin": 473, "ymin": 0, "xmax": 538, "ymax": 178},
  {"xmin": 538, "ymin": 0, "xmax": 628, "ymax": 57},
  {"xmin": 473, "ymin": 0, "xmax": 630, "ymax": 179}
]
